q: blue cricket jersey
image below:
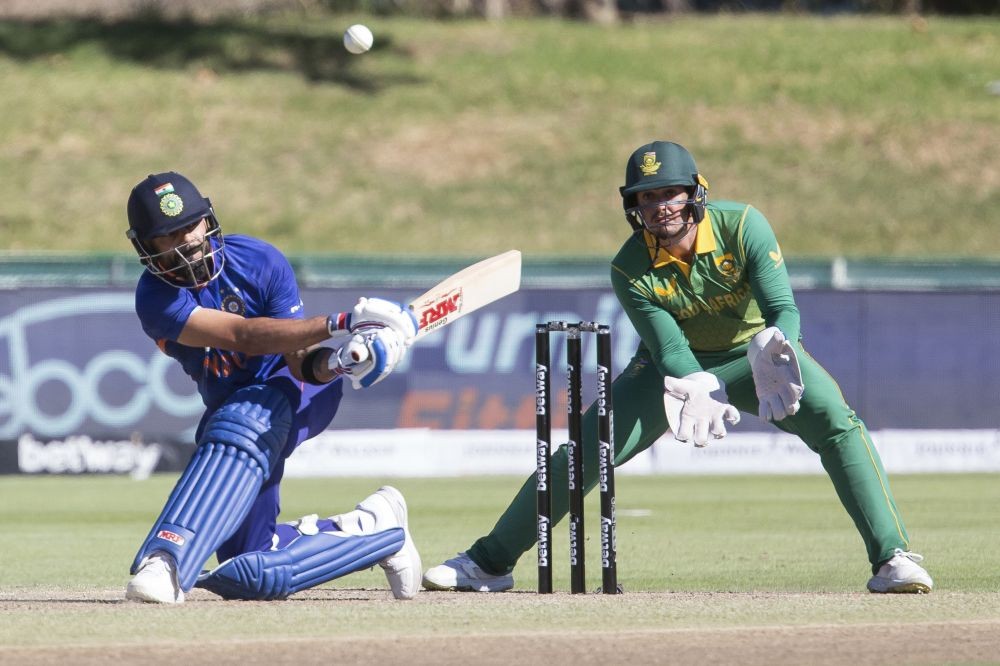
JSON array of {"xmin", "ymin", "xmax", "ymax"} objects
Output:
[{"xmin": 135, "ymin": 235, "xmax": 305, "ymax": 411}]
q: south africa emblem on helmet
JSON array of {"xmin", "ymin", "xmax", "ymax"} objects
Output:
[
  {"xmin": 222, "ymin": 293, "xmax": 245, "ymax": 316},
  {"xmin": 640, "ymin": 152, "xmax": 661, "ymax": 176},
  {"xmin": 159, "ymin": 193, "xmax": 184, "ymax": 217}
]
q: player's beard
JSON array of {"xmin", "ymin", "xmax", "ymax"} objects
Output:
[
  {"xmin": 645, "ymin": 210, "xmax": 695, "ymax": 247},
  {"xmin": 159, "ymin": 238, "xmax": 213, "ymax": 285}
]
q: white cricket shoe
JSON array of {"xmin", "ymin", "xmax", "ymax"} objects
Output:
[
  {"xmin": 356, "ymin": 486, "xmax": 422, "ymax": 600},
  {"xmin": 126, "ymin": 551, "xmax": 185, "ymax": 604},
  {"xmin": 422, "ymin": 552, "xmax": 514, "ymax": 592},
  {"xmin": 867, "ymin": 549, "xmax": 933, "ymax": 594}
]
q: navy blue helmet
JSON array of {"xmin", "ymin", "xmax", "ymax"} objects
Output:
[{"xmin": 126, "ymin": 172, "xmax": 225, "ymax": 288}]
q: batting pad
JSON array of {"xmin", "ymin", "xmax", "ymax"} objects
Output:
[
  {"xmin": 130, "ymin": 385, "xmax": 292, "ymax": 591},
  {"xmin": 195, "ymin": 528, "xmax": 405, "ymax": 600}
]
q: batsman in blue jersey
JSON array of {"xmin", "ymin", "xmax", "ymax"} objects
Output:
[{"xmin": 124, "ymin": 171, "xmax": 422, "ymax": 603}]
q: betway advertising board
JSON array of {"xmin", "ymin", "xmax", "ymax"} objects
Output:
[{"xmin": 0, "ymin": 286, "xmax": 997, "ymax": 476}]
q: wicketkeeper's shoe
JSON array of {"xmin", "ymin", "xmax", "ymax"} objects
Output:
[
  {"xmin": 126, "ymin": 551, "xmax": 185, "ymax": 604},
  {"xmin": 867, "ymin": 549, "xmax": 933, "ymax": 594},
  {"xmin": 356, "ymin": 486, "xmax": 422, "ymax": 600},
  {"xmin": 422, "ymin": 552, "xmax": 514, "ymax": 592}
]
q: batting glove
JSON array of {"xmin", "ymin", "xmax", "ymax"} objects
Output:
[
  {"xmin": 351, "ymin": 297, "xmax": 418, "ymax": 346},
  {"xmin": 333, "ymin": 327, "xmax": 408, "ymax": 390}
]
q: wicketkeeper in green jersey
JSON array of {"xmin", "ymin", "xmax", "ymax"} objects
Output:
[{"xmin": 422, "ymin": 140, "xmax": 933, "ymax": 594}]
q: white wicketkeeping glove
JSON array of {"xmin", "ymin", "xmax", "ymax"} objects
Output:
[
  {"xmin": 747, "ymin": 326, "xmax": 804, "ymax": 422},
  {"xmin": 331, "ymin": 327, "xmax": 407, "ymax": 390},
  {"xmin": 663, "ymin": 371, "xmax": 740, "ymax": 448},
  {"xmin": 350, "ymin": 297, "xmax": 418, "ymax": 346}
]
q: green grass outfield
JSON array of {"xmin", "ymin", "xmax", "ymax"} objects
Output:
[
  {"xmin": 2, "ymin": 473, "xmax": 999, "ymax": 664},
  {"xmin": 1, "ymin": 13, "xmax": 997, "ymax": 258}
]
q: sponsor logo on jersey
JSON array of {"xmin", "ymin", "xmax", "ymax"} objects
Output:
[
  {"xmin": 654, "ymin": 276, "xmax": 678, "ymax": 299},
  {"xmin": 156, "ymin": 529, "xmax": 186, "ymax": 545},
  {"xmin": 769, "ymin": 244, "xmax": 784, "ymax": 269},
  {"xmin": 640, "ymin": 152, "xmax": 661, "ymax": 176},
  {"xmin": 417, "ymin": 288, "xmax": 462, "ymax": 332}
]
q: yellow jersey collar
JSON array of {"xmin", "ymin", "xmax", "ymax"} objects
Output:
[{"xmin": 645, "ymin": 217, "xmax": 717, "ymax": 268}]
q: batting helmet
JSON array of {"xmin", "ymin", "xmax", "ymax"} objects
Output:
[
  {"xmin": 126, "ymin": 172, "xmax": 225, "ymax": 288},
  {"xmin": 619, "ymin": 141, "xmax": 709, "ymax": 232}
]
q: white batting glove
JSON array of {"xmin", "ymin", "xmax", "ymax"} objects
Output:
[
  {"xmin": 747, "ymin": 327, "xmax": 804, "ymax": 422},
  {"xmin": 663, "ymin": 372, "xmax": 740, "ymax": 448},
  {"xmin": 332, "ymin": 327, "xmax": 407, "ymax": 390},
  {"xmin": 350, "ymin": 297, "xmax": 418, "ymax": 346}
]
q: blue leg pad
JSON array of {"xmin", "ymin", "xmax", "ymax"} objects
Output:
[
  {"xmin": 131, "ymin": 385, "xmax": 292, "ymax": 591},
  {"xmin": 196, "ymin": 528, "xmax": 405, "ymax": 600}
]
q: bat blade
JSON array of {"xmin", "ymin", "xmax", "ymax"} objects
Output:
[
  {"xmin": 348, "ymin": 250, "xmax": 521, "ymax": 363},
  {"xmin": 410, "ymin": 249, "xmax": 521, "ymax": 340}
]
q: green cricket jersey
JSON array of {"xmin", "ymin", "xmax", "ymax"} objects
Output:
[{"xmin": 611, "ymin": 201, "xmax": 801, "ymax": 378}]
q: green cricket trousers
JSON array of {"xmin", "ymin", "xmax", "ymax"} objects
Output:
[{"xmin": 467, "ymin": 343, "xmax": 911, "ymax": 577}]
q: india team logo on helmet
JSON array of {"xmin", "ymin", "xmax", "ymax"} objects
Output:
[{"xmin": 159, "ymin": 192, "xmax": 184, "ymax": 217}]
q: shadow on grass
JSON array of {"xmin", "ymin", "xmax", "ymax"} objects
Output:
[{"xmin": 0, "ymin": 15, "xmax": 421, "ymax": 91}]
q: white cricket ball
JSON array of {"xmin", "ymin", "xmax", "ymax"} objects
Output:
[{"xmin": 343, "ymin": 24, "xmax": 373, "ymax": 55}]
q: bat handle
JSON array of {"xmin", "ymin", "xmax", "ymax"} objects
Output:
[{"xmin": 346, "ymin": 338, "xmax": 369, "ymax": 364}]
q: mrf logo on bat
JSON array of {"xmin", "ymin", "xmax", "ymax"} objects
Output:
[{"xmin": 416, "ymin": 287, "xmax": 463, "ymax": 332}]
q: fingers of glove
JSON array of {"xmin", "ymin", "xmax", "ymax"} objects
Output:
[
  {"xmin": 723, "ymin": 404, "xmax": 741, "ymax": 425},
  {"xmin": 758, "ymin": 395, "xmax": 779, "ymax": 422},
  {"xmin": 351, "ymin": 297, "xmax": 418, "ymax": 344},
  {"xmin": 709, "ymin": 412, "xmax": 728, "ymax": 440},
  {"xmin": 777, "ymin": 383, "xmax": 803, "ymax": 418},
  {"xmin": 357, "ymin": 334, "xmax": 390, "ymax": 388},
  {"xmin": 675, "ymin": 415, "xmax": 694, "ymax": 444},
  {"xmin": 692, "ymin": 416, "xmax": 710, "ymax": 448},
  {"xmin": 359, "ymin": 328, "xmax": 409, "ymax": 388}
]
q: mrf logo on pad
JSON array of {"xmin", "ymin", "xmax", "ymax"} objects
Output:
[
  {"xmin": 156, "ymin": 529, "xmax": 186, "ymax": 546},
  {"xmin": 417, "ymin": 288, "xmax": 463, "ymax": 332}
]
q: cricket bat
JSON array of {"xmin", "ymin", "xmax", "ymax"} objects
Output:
[{"xmin": 348, "ymin": 250, "xmax": 522, "ymax": 362}]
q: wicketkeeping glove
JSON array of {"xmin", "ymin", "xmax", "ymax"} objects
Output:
[
  {"xmin": 663, "ymin": 371, "xmax": 740, "ymax": 448},
  {"xmin": 747, "ymin": 326, "xmax": 804, "ymax": 422}
]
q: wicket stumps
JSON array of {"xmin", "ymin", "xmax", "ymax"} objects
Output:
[{"xmin": 535, "ymin": 321, "xmax": 618, "ymax": 594}]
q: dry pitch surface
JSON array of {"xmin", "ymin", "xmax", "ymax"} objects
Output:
[{"xmin": 3, "ymin": 587, "xmax": 999, "ymax": 666}]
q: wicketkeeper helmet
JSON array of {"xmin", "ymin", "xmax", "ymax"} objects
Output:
[{"xmin": 619, "ymin": 141, "xmax": 709, "ymax": 232}]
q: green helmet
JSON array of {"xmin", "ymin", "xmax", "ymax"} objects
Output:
[{"xmin": 619, "ymin": 141, "xmax": 708, "ymax": 231}]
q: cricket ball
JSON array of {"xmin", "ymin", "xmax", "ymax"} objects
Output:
[{"xmin": 343, "ymin": 24, "xmax": 374, "ymax": 55}]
